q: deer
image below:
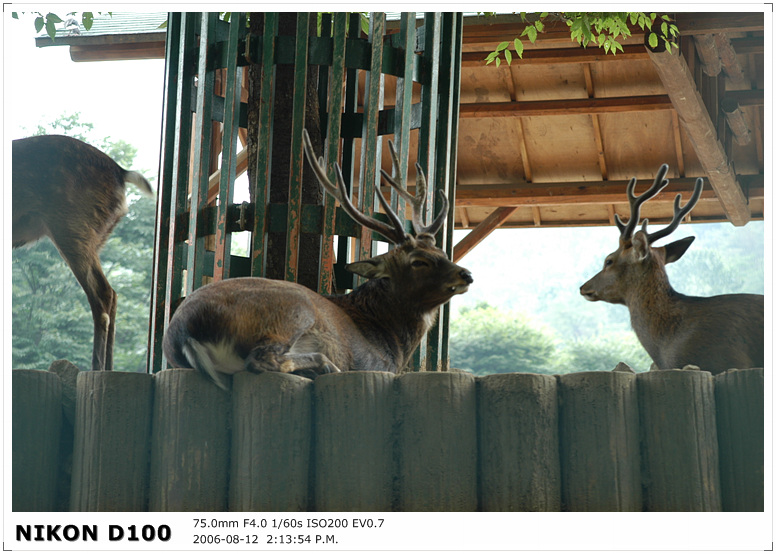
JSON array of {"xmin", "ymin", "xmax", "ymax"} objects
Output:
[
  {"xmin": 162, "ymin": 129, "xmax": 473, "ymax": 389},
  {"xmin": 580, "ymin": 163, "xmax": 764, "ymax": 375},
  {"xmin": 12, "ymin": 134, "xmax": 154, "ymax": 371}
]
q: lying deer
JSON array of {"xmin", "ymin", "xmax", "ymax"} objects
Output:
[
  {"xmin": 580, "ymin": 164, "xmax": 764, "ymax": 375},
  {"xmin": 163, "ymin": 129, "xmax": 473, "ymax": 389},
  {"xmin": 13, "ymin": 134, "xmax": 154, "ymax": 371}
]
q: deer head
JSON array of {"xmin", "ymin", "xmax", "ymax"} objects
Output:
[
  {"xmin": 302, "ymin": 129, "xmax": 472, "ymax": 305},
  {"xmin": 580, "ymin": 164, "xmax": 703, "ymax": 305}
]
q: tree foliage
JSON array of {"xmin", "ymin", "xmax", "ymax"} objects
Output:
[
  {"xmin": 12, "ymin": 115, "xmax": 155, "ymax": 371},
  {"xmin": 484, "ymin": 12, "xmax": 679, "ymax": 67}
]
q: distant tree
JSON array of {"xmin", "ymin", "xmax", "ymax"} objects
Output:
[
  {"xmin": 558, "ymin": 332, "xmax": 652, "ymax": 373},
  {"xmin": 449, "ymin": 302, "xmax": 557, "ymax": 375},
  {"xmin": 12, "ymin": 115, "xmax": 155, "ymax": 371}
]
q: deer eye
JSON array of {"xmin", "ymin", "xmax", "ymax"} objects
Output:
[
  {"xmin": 605, "ymin": 258, "xmax": 614, "ymax": 267},
  {"xmin": 411, "ymin": 259, "xmax": 430, "ymax": 268}
]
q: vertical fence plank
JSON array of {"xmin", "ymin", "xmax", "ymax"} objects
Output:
[
  {"xmin": 230, "ymin": 372, "xmax": 312, "ymax": 511},
  {"xmin": 313, "ymin": 372, "xmax": 396, "ymax": 511},
  {"xmin": 285, "ymin": 12, "xmax": 311, "ymax": 283},
  {"xmin": 715, "ymin": 367, "xmax": 764, "ymax": 511},
  {"xmin": 148, "ymin": 369, "xmax": 231, "ymax": 511},
  {"xmin": 70, "ymin": 372, "xmax": 154, "ymax": 511},
  {"xmin": 186, "ymin": 13, "xmax": 218, "ymax": 293},
  {"xmin": 250, "ymin": 12, "xmax": 278, "ymax": 277},
  {"xmin": 12, "ymin": 370, "xmax": 62, "ymax": 511},
  {"xmin": 558, "ymin": 371, "xmax": 641, "ymax": 511},
  {"xmin": 638, "ymin": 370, "xmax": 722, "ymax": 511},
  {"xmin": 213, "ymin": 14, "xmax": 244, "ymax": 281},
  {"xmin": 478, "ymin": 373, "xmax": 561, "ymax": 511},
  {"xmin": 396, "ymin": 372, "xmax": 477, "ymax": 510}
]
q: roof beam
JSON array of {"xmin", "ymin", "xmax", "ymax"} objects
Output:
[
  {"xmin": 461, "ymin": 45, "xmax": 649, "ymax": 66},
  {"xmin": 459, "ymin": 95, "xmax": 672, "ymax": 118},
  {"xmin": 647, "ymin": 45, "xmax": 751, "ymax": 225},
  {"xmin": 454, "ymin": 177, "xmax": 764, "ymax": 207}
]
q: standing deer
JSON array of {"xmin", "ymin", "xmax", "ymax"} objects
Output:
[
  {"xmin": 163, "ymin": 129, "xmax": 473, "ymax": 389},
  {"xmin": 580, "ymin": 164, "xmax": 764, "ymax": 375},
  {"xmin": 13, "ymin": 134, "xmax": 154, "ymax": 371}
]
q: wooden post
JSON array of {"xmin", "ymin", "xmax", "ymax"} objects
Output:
[
  {"xmin": 478, "ymin": 373, "xmax": 561, "ymax": 511},
  {"xmin": 715, "ymin": 368, "xmax": 763, "ymax": 511},
  {"xmin": 396, "ymin": 372, "xmax": 477, "ymax": 511},
  {"xmin": 638, "ymin": 370, "xmax": 722, "ymax": 511},
  {"xmin": 313, "ymin": 372, "xmax": 395, "ymax": 511},
  {"xmin": 12, "ymin": 370, "xmax": 62, "ymax": 511},
  {"xmin": 229, "ymin": 372, "xmax": 313, "ymax": 511},
  {"xmin": 148, "ymin": 369, "xmax": 231, "ymax": 511},
  {"xmin": 70, "ymin": 371, "xmax": 154, "ymax": 511},
  {"xmin": 558, "ymin": 371, "xmax": 641, "ymax": 511}
]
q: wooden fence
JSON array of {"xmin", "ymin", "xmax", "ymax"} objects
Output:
[{"xmin": 13, "ymin": 366, "xmax": 763, "ymax": 512}]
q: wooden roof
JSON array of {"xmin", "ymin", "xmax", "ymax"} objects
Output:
[{"xmin": 38, "ymin": 12, "xmax": 765, "ymax": 252}]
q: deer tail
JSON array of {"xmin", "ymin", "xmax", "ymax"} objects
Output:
[
  {"xmin": 124, "ymin": 170, "xmax": 154, "ymax": 198},
  {"xmin": 181, "ymin": 338, "xmax": 233, "ymax": 391}
]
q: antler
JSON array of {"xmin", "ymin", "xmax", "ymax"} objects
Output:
[
  {"xmin": 614, "ymin": 163, "xmax": 671, "ymax": 240},
  {"xmin": 302, "ymin": 129, "xmax": 408, "ymax": 244},
  {"xmin": 644, "ymin": 176, "xmax": 704, "ymax": 244},
  {"xmin": 379, "ymin": 139, "xmax": 449, "ymax": 240},
  {"xmin": 303, "ymin": 129, "xmax": 449, "ymax": 245}
]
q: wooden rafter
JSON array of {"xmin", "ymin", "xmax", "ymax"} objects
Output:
[
  {"xmin": 454, "ymin": 178, "xmax": 764, "ymax": 207},
  {"xmin": 459, "ymin": 95, "xmax": 673, "ymax": 118},
  {"xmin": 648, "ymin": 45, "xmax": 751, "ymax": 225},
  {"xmin": 453, "ymin": 207, "xmax": 518, "ymax": 262}
]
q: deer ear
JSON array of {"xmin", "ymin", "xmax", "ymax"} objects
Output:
[
  {"xmin": 663, "ymin": 236, "xmax": 695, "ymax": 264},
  {"xmin": 346, "ymin": 259, "xmax": 388, "ymax": 279},
  {"xmin": 631, "ymin": 231, "xmax": 651, "ymax": 261}
]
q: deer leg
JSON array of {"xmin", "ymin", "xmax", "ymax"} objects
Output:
[
  {"xmin": 49, "ymin": 229, "xmax": 116, "ymax": 372},
  {"xmin": 244, "ymin": 343, "xmax": 340, "ymax": 378}
]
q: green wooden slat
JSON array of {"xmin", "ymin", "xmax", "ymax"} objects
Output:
[
  {"xmin": 156, "ymin": 12, "xmax": 199, "ymax": 371},
  {"xmin": 284, "ymin": 12, "xmax": 311, "ymax": 283},
  {"xmin": 186, "ymin": 12, "xmax": 218, "ymax": 294},
  {"xmin": 147, "ymin": 11, "xmax": 182, "ymax": 373},
  {"xmin": 251, "ymin": 13, "xmax": 278, "ymax": 277},
  {"xmin": 213, "ymin": 13, "xmax": 243, "ymax": 281},
  {"xmin": 356, "ymin": 12, "xmax": 386, "ymax": 270},
  {"xmin": 318, "ymin": 13, "xmax": 348, "ymax": 295},
  {"xmin": 390, "ymin": 12, "xmax": 416, "ymax": 225}
]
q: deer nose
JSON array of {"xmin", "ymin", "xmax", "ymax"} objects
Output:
[{"xmin": 460, "ymin": 269, "xmax": 473, "ymax": 284}]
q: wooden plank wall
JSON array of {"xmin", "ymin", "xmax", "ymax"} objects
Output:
[{"xmin": 12, "ymin": 366, "xmax": 763, "ymax": 512}]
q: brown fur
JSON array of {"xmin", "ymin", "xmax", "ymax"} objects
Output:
[{"xmin": 12, "ymin": 134, "xmax": 153, "ymax": 371}]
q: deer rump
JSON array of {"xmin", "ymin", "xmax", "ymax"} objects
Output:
[
  {"xmin": 12, "ymin": 134, "xmax": 153, "ymax": 371},
  {"xmin": 164, "ymin": 277, "xmax": 406, "ymax": 389}
]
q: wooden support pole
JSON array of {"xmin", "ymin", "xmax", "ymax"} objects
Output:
[
  {"xmin": 12, "ymin": 370, "xmax": 62, "ymax": 511},
  {"xmin": 715, "ymin": 368, "xmax": 764, "ymax": 511},
  {"xmin": 647, "ymin": 45, "xmax": 751, "ymax": 225},
  {"xmin": 396, "ymin": 372, "xmax": 477, "ymax": 511},
  {"xmin": 478, "ymin": 373, "xmax": 561, "ymax": 511},
  {"xmin": 229, "ymin": 372, "xmax": 312, "ymax": 511},
  {"xmin": 149, "ymin": 369, "xmax": 231, "ymax": 511},
  {"xmin": 721, "ymin": 98, "xmax": 753, "ymax": 145},
  {"xmin": 638, "ymin": 370, "xmax": 722, "ymax": 511},
  {"xmin": 313, "ymin": 372, "xmax": 395, "ymax": 511},
  {"xmin": 558, "ymin": 372, "xmax": 641, "ymax": 511},
  {"xmin": 70, "ymin": 372, "xmax": 154, "ymax": 511},
  {"xmin": 693, "ymin": 34, "xmax": 722, "ymax": 76}
]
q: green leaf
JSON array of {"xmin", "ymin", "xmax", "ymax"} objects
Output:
[
  {"xmin": 45, "ymin": 19, "xmax": 57, "ymax": 39},
  {"xmin": 525, "ymin": 24, "xmax": 538, "ymax": 43},
  {"xmin": 34, "ymin": 16, "xmax": 44, "ymax": 33},
  {"xmin": 661, "ymin": 21, "xmax": 668, "ymax": 37},
  {"xmin": 495, "ymin": 56, "xmax": 501, "ymax": 68},
  {"xmin": 514, "ymin": 38, "xmax": 524, "ymax": 58},
  {"xmin": 12, "ymin": 12, "xmax": 19, "ymax": 19},
  {"xmin": 82, "ymin": 12, "xmax": 94, "ymax": 31},
  {"xmin": 504, "ymin": 49, "xmax": 512, "ymax": 65},
  {"xmin": 484, "ymin": 51, "xmax": 498, "ymax": 62},
  {"xmin": 648, "ymin": 32, "xmax": 658, "ymax": 49},
  {"xmin": 496, "ymin": 40, "xmax": 510, "ymax": 52},
  {"xmin": 46, "ymin": 13, "xmax": 62, "ymax": 24}
]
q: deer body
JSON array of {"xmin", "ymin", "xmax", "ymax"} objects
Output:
[
  {"xmin": 12, "ymin": 134, "xmax": 154, "ymax": 371},
  {"xmin": 581, "ymin": 164, "xmax": 764, "ymax": 375},
  {"xmin": 163, "ymin": 130, "xmax": 472, "ymax": 388}
]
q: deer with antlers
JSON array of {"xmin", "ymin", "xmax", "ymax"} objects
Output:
[
  {"xmin": 163, "ymin": 130, "xmax": 473, "ymax": 389},
  {"xmin": 580, "ymin": 164, "xmax": 764, "ymax": 375}
]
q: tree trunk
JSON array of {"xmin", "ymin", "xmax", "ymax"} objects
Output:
[{"xmin": 247, "ymin": 12, "xmax": 323, "ymax": 289}]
